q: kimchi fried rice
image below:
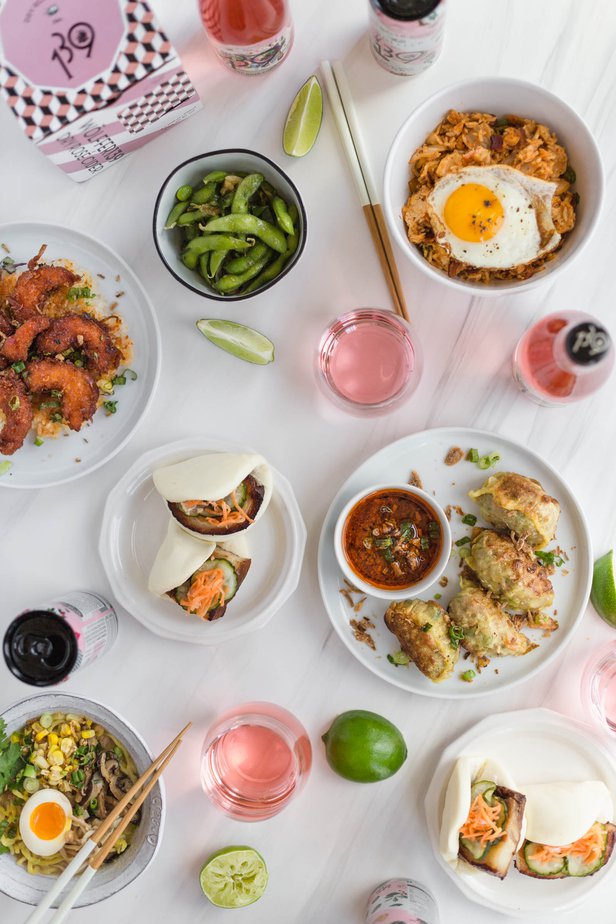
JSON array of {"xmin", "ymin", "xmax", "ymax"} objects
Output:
[{"xmin": 402, "ymin": 109, "xmax": 578, "ymax": 282}]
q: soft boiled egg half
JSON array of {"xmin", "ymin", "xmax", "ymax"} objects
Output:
[
  {"xmin": 427, "ymin": 165, "xmax": 561, "ymax": 270},
  {"xmin": 19, "ymin": 789, "xmax": 72, "ymax": 857}
]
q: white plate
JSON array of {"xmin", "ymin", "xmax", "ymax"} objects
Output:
[
  {"xmin": 99, "ymin": 437, "xmax": 306, "ymax": 644},
  {"xmin": 425, "ymin": 708, "xmax": 616, "ymax": 916},
  {"xmin": 317, "ymin": 426, "xmax": 592, "ymax": 699},
  {"xmin": 0, "ymin": 222, "xmax": 161, "ymax": 488}
]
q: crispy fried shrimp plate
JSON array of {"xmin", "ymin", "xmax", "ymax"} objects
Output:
[
  {"xmin": 35, "ymin": 314, "xmax": 121, "ymax": 377},
  {"xmin": 26, "ymin": 358, "xmax": 98, "ymax": 431},
  {"xmin": 13, "ymin": 246, "xmax": 79, "ymax": 315},
  {"xmin": 0, "ymin": 370, "xmax": 34, "ymax": 455},
  {"xmin": 1, "ymin": 316, "xmax": 50, "ymax": 363}
]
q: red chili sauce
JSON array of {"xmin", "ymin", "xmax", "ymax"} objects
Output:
[{"xmin": 343, "ymin": 489, "xmax": 442, "ymax": 589}]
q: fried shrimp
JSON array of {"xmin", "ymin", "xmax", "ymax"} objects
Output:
[
  {"xmin": 26, "ymin": 358, "xmax": 99, "ymax": 431},
  {"xmin": 13, "ymin": 247, "xmax": 79, "ymax": 315},
  {"xmin": 35, "ymin": 314, "xmax": 121, "ymax": 377},
  {"xmin": 0, "ymin": 370, "xmax": 34, "ymax": 455},
  {"xmin": 1, "ymin": 316, "xmax": 50, "ymax": 363}
]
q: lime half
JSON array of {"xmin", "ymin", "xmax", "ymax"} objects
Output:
[
  {"xmin": 196, "ymin": 319, "xmax": 274, "ymax": 365},
  {"xmin": 200, "ymin": 846, "xmax": 268, "ymax": 908},
  {"xmin": 283, "ymin": 75, "xmax": 323, "ymax": 157},
  {"xmin": 321, "ymin": 710, "xmax": 407, "ymax": 783},
  {"xmin": 591, "ymin": 550, "xmax": 616, "ymax": 627}
]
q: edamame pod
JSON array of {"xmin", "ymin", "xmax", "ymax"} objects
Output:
[
  {"xmin": 272, "ymin": 196, "xmax": 295, "ymax": 235},
  {"xmin": 198, "ymin": 254, "xmax": 209, "ymax": 280},
  {"xmin": 185, "ymin": 234, "xmax": 254, "ymax": 255},
  {"xmin": 177, "ymin": 209, "xmax": 207, "ymax": 226},
  {"xmin": 191, "ymin": 182, "xmax": 217, "ymax": 205},
  {"xmin": 232, "ymin": 173, "xmax": 264, "ymax": 214},
  {"xmin": 214, "ymin": 255, "xmax": 271, "ymax": 294},
  {"xmin": 176, "ymin": 184, "xmax": 193, "ymax": 202},
  {"xmin": 182, "ymin": 250, "xmax": 199, "ymax": 270},
  {"xmin": 225, "ymin": 242, "xmax": 271, "ymax": 274},
  {"xmin": 165, "ymin": 200, "xmax": 189, "ymax": 229},
  {"xmin": 209, "ymin": 250, "xmax": 226, "ymax": 278},
  {"xmin": 201, "ymin": 170, "xmax": 227, "ymax": 184},
  {"xmin": 203, "ymin": 214, "xmax": 287, "ymax": 254}
]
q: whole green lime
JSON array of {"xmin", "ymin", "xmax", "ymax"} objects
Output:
[
  {"xmin": 321, "ymin": 710, "xmax": 407, "ymax": 783},
  {"xmin": 591, "ymin": 550, "xmax": 616, "ymax": 627}
]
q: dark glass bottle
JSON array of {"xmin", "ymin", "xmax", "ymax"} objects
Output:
[{"xmin": 368, "ymin": 0, "xmax": 446, "ymax": 76}]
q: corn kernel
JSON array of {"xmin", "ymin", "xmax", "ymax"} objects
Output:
[
  {"xmin": 60, "ymin": 737, "xmax": 74, "ymax": 755},
  {"xmin": 10, "ymin": 734, "xmax": 19, "ymax": 743},
  {"xmin": 49, "ymin": 750, "xmax": 64, "ymax": 766},
  {"xmin": 60, "ymin": 724, "xmax": 71, "ymax": 737},
  {"xmin": 48, "ymin": 733, "xmax": 59, "ymax": 746},
  {"xmin": 81, "ymin": 730, "xmax": 95, "ymax": 739},
  {"xmin": 35, "ymin": 730, "xmax": 48, "ymax": 742}
]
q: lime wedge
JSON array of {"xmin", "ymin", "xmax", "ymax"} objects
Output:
[
  {"xmin": 283, "ymin": 75, "xmax": 323, "ymax": 157},
  {"xmin": 196, "ymin": 319, "xmax": 274, "ymax": 365},
  {"xmin": 591, "ymin": 550, "xmax": 616, "ymax": 627},
  {"xmin": 199, "ymin": 846, "xmax": 268, "ymax": 908}
]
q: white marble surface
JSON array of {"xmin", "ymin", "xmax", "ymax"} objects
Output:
[{"xmin": 1, "ymin": 0, "xmax": 616, "ymax": 921}]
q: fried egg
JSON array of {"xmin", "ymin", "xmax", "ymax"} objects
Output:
[
  {"xmin": 427, "ymin": 165, "xmax": 561, "ymax": 269},
  {"xmin": 19, "ymin": 788, "xmax": 72, "ymax": 857}
]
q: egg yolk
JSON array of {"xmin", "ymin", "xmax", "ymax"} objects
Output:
[
  {"xmin": 29, "ymin": 802, "xmax": 67, "ymax": 840},
  {"xmin": 443, "ymin": 183, "xmax": 504, "ymax": 242}
]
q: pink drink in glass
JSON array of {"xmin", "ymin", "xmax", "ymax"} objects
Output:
[
  {"xmin": 201, "ymin": 702, "xmax": 311, "ymax": 820},
  {"xmin": 316, "ymin": 308, "xmax": 422, "ymax": 415},
  {"xmin": 581, "ymin": 642, "xmax": 616, "ymax": 737}
]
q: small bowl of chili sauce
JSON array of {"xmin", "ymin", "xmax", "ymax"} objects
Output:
[{"xmin": 334, "ymin": 484, "xmax": 451, "ymax": 600}]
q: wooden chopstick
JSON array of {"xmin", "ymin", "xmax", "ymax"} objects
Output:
[
  {"xmin": 25, "ymin": 722, "xmax": 190, "ymax": 924},
  {"xmin": 320, "ymin": 60, "xmax": 410, "ymax": 322}
]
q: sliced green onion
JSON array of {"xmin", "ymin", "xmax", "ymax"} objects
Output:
[
  {"xmin": 455, "ymin": 536, "xmax": 471, "ymax": 547},
  {"xmin": 434, "ymin": 593, "xmax": 442, "ymax": 600},
  {"xmin": 0, "ymin": 461, "xmax": 12, "ymax": 476},
  {"xmin": 23, "ymin": 764, "xmax": 36, "ymax": 779},
  {"xmin": 50, "ymin": 412, "xmax": 63, "ymax": 423},
  {"xmin": 89, "ymin": 798, "xmax": 98, "ymax": 812},
  {"xmin": 10, "ymin": 361, "xmax": 25, "ymax": 373},
  {"xmin": 468, "ymin": 448, "xmax": 479, "ymax": 463},
  {"xmin": 420, "ymin": 537, "xmax": 430, "ymax": 550},
  {"xmin": 34, "ymin": 437, "xmax": 44, "ymax": 447},
  {"xmin": 478, "ymin": 451, "xmax": 501, "ymax": 470},
  {"xmin": 459, "ymin": 547, "xmax": 471, "ymax": 559},
  {"xmin": 461, "ymin": 669, "xmax": 476, "ymax": 683},
  {"xmin": 103, "ymin": 400, "xmax": 118, "ymax": 414},
  {"xmin": 448, "ymin": 625, "xmax": 465, "ymax": 649},
  {"xmin": 23, "ymin": 777, "xmax": 40, "ymax": 794},
  {"xmin": 8, "ymin": 395, "xmax": 20, "ymax": 411},
  {"xmin": 39, "ymin": 713, "xmax": 53, "ymax": 728},
  {"xmin": 112, "ymin": 373, "xmax": 126, "ymax": 386},
  {"xmin": 387, "ymin": 650, "xmax": 411, "ymax": 666},
  {"xmin": 421, "ymin": 622, "xmax": 432, "ymax": 632},
  {"xmin": 461, "ymin": 514, "xmax": 477, "ymax": 526},
  {"xmin": 535, "ymin": 550, "xmax": 565, "ymax": 567},
  {"xmin": 374, "ymin": 537, "xmax": 393, "ymax": 549}
]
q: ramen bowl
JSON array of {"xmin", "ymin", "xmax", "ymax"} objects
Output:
[{"xmin": 0, "ymin": 693, "xmax": 165, "ymax": 908}]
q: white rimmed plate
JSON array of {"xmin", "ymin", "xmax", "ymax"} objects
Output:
[
  {"xmin": 425, "ymin": 708, "xmax": 616, "ymax": 916},
  {"xmin": 317, "ymin": 426, "xmax": 592, "ymax": 699},
  {"xmin": 0, "ymin": 222, "xmax": 160, "ymax": 488},
  {"xmin": 99, "ymin": 437, "xmax": 306, "ymax": 644}
]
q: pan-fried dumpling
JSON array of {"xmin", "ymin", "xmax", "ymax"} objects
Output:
[
  {"xmin": 384, "ymin": 599, "xmax": 458, "ymax": 683},
  {"xmin": 468, "ymin": 472, "xmax": 559, "ymax": 549},
  {"xmin": 448, "ymin": 573, "xmax": 536, "ymax": 658},
  {"xmin": 466, "ymin": 529, "xmax": 554, "ymax": 612}
]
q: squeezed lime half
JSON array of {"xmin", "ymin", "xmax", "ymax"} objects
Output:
[
  {"xmin": 591, "ymin": 550, "xmax": 616, "ymax": 627},
  {"xmin": 199, "ymin": 846, "xmax": 268, "ymax": 908},
  {"xmin": 283, "ymin": 75, "xmax": 323, "ymax": 157},
  {"xmin": 196, "ymin": 319, "xmax": 274, "ymax": 365}
]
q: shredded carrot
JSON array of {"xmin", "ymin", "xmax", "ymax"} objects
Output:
[
  {"xmin": 459, "ymin": 793, "xmax": 504, "ymax": 846},
  {"xmin": 530, "ymin": 822, "xmax": 604, "ymax": 866},
  {"xmin": 180, "ymin": 568, "xmax": 226, "ymax": 619},
  {"xmin": 182, "ymin": 489, "xmax": 253, "ymax": 527}
]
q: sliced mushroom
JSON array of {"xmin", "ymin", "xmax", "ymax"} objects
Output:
[{"xmin": 99, "ymin": 752, "xmax": 129, "ymax": 802}]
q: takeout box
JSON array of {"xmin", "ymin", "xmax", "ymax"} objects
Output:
[{"xmin": 0, "ymin": 0, "xmax": 201, "ymax": 182}]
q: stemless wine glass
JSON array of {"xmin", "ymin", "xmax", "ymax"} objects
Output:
[
  {"xmin": 201, "ymin": 702, "xmax": 312, "ymax": 821},
  {"xmin": 315, "ymin": 308, "xmax": 423, "ymax": 416},
  {"xmin": 581, "ymin": 642, "xmax": 616, "ymax": 738}
]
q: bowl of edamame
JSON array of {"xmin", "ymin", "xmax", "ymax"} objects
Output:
[{"xmin": 152, "ymin": 150, "xmax": 307, "ymax": 301}]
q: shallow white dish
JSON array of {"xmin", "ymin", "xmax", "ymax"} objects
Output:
[
  {"xmin": 0, "ymin": 692, "xmax": 164, "ymax": 908},
  {"xmin": 332, "ymin": 482, "xmax": 451, "ymax": 600},
  {"xmin": 317, "ymin": 426, "xmax": 592, "ymax": 699},
  {"xmin": 99, "ymin": 437, "xmax": 306, "ymax": 644},
  {"xmin": 425, "ymin": 708, "xmax": 616, "ymax": 916},
  {"xmin": 383, "ymin": 77, "xmax": 604, "ymax": 296},
  {"xmin": 0, "ymin": 222, "xmax": 161, "ymax": 488}
]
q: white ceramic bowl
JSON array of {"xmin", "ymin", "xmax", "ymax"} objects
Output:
[
  {"xmin": 333, "ymin": 483, "xmax": 451, "ymax": 601},
  {"xmin": 383, "ymin": 77, "xmax": 604, "ymax": 296},
  {"xmin": 152, "ymin": 149, "xmax": 307, "ymax": 301},
  {"xmin": 0, "ymin": 693, "xmax": 164, "ymax": 908}
]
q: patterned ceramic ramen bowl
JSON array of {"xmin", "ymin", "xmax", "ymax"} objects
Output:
[{"xmin": 0, "ymin": 693, "xmax": 164, "ymax": 908}]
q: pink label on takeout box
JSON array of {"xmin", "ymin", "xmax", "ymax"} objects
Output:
[{"xmin": 0, "ymin": 0, "xmax": 201, "ymax": 181}]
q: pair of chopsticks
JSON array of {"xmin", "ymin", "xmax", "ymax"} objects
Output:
[
  {"xmin": 320, "ymin": 60, "xmax": 409, "ymax": 322},
  {"xmin": 26, "ymin": 722, "xmax": 191, "ymax": 924}
]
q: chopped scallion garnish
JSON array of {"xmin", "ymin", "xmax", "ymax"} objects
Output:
[{"xmin": 461, "ymin": 514, "xmax": 477, "ymax": 526}]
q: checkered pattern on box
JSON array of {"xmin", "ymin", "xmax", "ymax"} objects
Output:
[
  {"xmin": 0, "ymin": 0, "xmax": 174, "ymax": 141},
  {"xmin": 118, "ymin": 70, "xmax": 195, "ymax": 133}
]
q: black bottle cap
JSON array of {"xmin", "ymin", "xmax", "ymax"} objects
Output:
[
  {"xmin": 565, "ymin": 322, "xmax": 611, "ymax": 366},
  {"xmin": 3, "ymin": 611, "xmax": 77, "ymax": 686},
  {"xmin": 375, "ymin": 0, "xmax": 442, "ymax": 21}
]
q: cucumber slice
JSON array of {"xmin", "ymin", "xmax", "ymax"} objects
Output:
[
  {"xmin": 471, "ymin": 780, "xmax": 497, "ymax": 805},
  {"xmin": 459, "ymin": 836, "xmax": 489, "ymax": 862},
  {"xmin": 524, "ymin": 842, "xmax": 567, "ymax": 877},
  {"xmin": 225, "ymin": 479, "xmax": 247, "ymax": 509},
  {"xmin": 567, "ymin": 825, "xmax": 608, "ymax": 877},
  {"xmin": 199, "ymin": 559, "xmax": 238, "ymax": 602}
]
